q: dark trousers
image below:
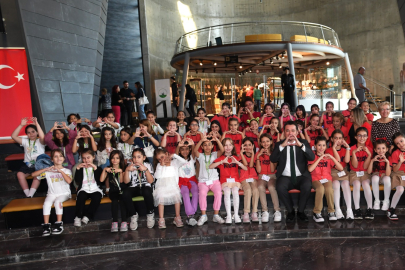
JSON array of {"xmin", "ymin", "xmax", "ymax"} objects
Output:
[
  {"xmin": 109, "ymin": 191, "xmax": 127, "ymax": 222},
  {"xmin": 75, "ymin": 191, "xmax": 102, "ymax": 219},
  {"xmin": 186, "ymin": 101, "xmax": 196, "ymax": 118},
  {"xmin": 122, "ymin": 103, "xmax": 134, "ymax": 126},
  {"xmin": 276, "ymin": 175, "xmax": 312, "ymax": 213},
  {"xmin": 122, "ymin": 186, "xmax": 154, "ymax": 216}
]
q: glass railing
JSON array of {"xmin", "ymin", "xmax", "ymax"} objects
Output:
[{"xmin": 174, "ymin": 21, "xmax": 341, "ymax": 55}]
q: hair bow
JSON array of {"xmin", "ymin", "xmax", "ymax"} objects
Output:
[{"xmin": 246, "ymin": 117, "xmax": 260, "ymax": 124}]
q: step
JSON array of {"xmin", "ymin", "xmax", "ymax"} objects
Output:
[{"xmin": 0, "ymin": 213, "xmax": 404, "ymax": 265}]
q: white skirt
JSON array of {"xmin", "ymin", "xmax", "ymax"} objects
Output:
[{"xmin": 154, "ymin": 176, "xmax": 182, "ymax": 206}]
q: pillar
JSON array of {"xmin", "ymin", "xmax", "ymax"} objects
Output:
[{"xmin": 179, "ymin": 53, "xmax": 190, "ymax": 111}]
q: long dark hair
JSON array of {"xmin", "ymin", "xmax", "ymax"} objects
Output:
[
  {"xmin": 153, "ymin": 147, "xmax": 168, "ymax": 170},
  {"xmin": 208, "ymin": 120, "xmax": 223, "ymax": 136},
  {"xmin": 135, "ymin": 82, "xmax": 143, "ymax": 89},
  {"xmin": 259, "ymin": 133, "xmax": 274, "ymax": 154},
  {"xmin": 278, "ymin": 102, "xmax": 291, "ymax": 117},
  {"xmin": 98, "ymin": 127, "xmax": 117, "ymax": 151},
  {"xmin": 295, "ymin": 105, "xmax": 306, "ymax": 119},
  {"xmin": 119, "ymin": 127, "xmax": 132, "ymax": 143},
  {"xmin": 67, "ymin": 113, "xmax": 81, "ymax": 125},
  {"xmin": 132, "ymin": 148, "xmax": 149, "ymax": 163},
  {"xmin": 109, "ymin": 150, "xmax": 126, "ymax": 170},
  {"xmin": 77, "ymin": 125, "xmax": 94, "ymax": 154},
  {"xmin": 372, "ymin": 139, "xmax": 390, "ymax": 172},
  {"xmin": 242, "ymin": 137, "xmax": 256, "ymax": 156},
  {"xmin": 52, "ymin": 129, "xmax": 69, "ymax": 147},
  {"xmin": 392, "ymin": 132, "xmax": 405, "ymax": 152}
]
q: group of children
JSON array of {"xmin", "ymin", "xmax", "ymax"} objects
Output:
[{"xmin": 10, "ymin": 97, "xmax": 405, "ymax": 237}]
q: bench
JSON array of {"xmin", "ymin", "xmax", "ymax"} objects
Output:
[
  {"xmin": 245, "ymin": 34, "xmax": 283, "ymax": 43},
  {"xmin": 290, "ymin": 35, "xmax": 319, "ymax": 43}
]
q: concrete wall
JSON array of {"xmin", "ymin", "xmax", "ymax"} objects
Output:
[
  {"xmin": 16, "ymin": 0, "xmax": 108, "ymax": 130},
  {"xmin": 142, "ymin": 0, "xmax": 405, "ymax": 109},
  {"xmin": 101, "ymin": 0, "xmax": 144, "ymax": 93}
]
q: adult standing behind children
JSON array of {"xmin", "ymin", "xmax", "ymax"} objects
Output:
[{"xmin": 270, "ymin": 121, "xmax": 315, "ymax": 222}]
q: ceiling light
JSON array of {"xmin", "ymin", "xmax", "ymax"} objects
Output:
[
  {"xmin": 326, "ymin": 62, "xmax": 330, "ymax": 65},
  {"xmin": 281, "ymin": 52, "xmax": 285, "ymax": 59},
  {"xmin": 213, "ymin": 61, "xmax": 217, "ymax": 66},
  {"xmin": 199, "ymin": 60, "xmax": 203, "ymax": 66},
  {"xmin": 270, "ymin": 58, "xmax": 273, "ymax": 64},
  {"xmin": 279, "ymin": 64, "xmax": 282, "ymax": 68},
  {"xmin": 276, "ymin": 55, "xmax": 279, "ymax": 60},
  {"xmin": 249, "ymin": 68, "xmax": 252, "ymax": 72},
  {"xmin": 239, "ymin": 63, "xmax": 243, "ymax": 69}
]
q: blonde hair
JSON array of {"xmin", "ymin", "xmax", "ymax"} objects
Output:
[
  {"xmin": 101, "ymin": 88, "xmax": 107, "ymax": 94},
  {"xmin": 351, "ymin": 107, "xmax": 366, "ymax": 127},
  {"xmin": 378, "ymin": 101, "xmax": 391, "ymax": 112}
]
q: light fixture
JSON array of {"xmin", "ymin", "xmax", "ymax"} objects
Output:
[
  {"xmin": 326, "ymin": 61, "xmax": 330, "ymax": 65},
  {"xmin": 281, "ymin": 52, "xmax": 285, "ymax": 59},
  {"xmin": 249, "ymin": 68, "xmax": 252, "ymax": 72},
  {"xmin": 270, "ymin": 58, "xmax": 273, "ymax": 64},
  {"xmin": 213, "ymin": 61, "xmax": 217, "ymax": 66},
  {"xmin": 276, "ymin": 55, "xmax": 279, "ymax": 60},
  {"xmin": 279, "ymin": 64, "xmax": 282, "ymax": 68},
  {"xmin": 239, "ymin": 63, "xmax": 243, "ymax": 69},
  {"xmin": 238, "ymin": 73, "xmax": 241, "ymax": 77},
  {"xmin": 199, "ymin": 60, "xmax": 203, "ymax": 66}
]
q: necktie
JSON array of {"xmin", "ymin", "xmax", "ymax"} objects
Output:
[{"xmin": 290, "ymin": 146, "xmax": 297, "ymax": 186}]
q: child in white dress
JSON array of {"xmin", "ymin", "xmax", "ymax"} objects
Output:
[{"xmin": 153, "ymin": 147, "xmax": 184, "ymax": 229}]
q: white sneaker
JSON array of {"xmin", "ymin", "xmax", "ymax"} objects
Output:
[
  {"xmin": 346, "ymin": 209, "xmax": 354, "ymax": 220},
  {"xmin": 197, "ymin": 215, "xmax": 208, "ymax": 226},
  {"xmin": 187, "ymin": 216, "xmax": 198, "ymax": 226},
  {"xmin": 74, "ymin": 217, "xmax": 81, "ymax": 227},
  {"xmin": 273, "ymin": 211, "xmax": 282, "ymax": 222},
  {"xmin": 336, "ymin": 209, "xmax": 345, "ymax": 220},
  {"xmin": 234, "ymin": 214, "xmax": 242, "ymax": 224},
  {"xmin": 81, "ymin": 216, "xmax": 89, "ymax": 224},
  {"xmin": 225, "ymin": 215, "xmax": 232, "ymax": 225},
  {"xmin": 313, "ymin": 213, "xmax": 324, "ymax": 223},
  {"xmin": 213, "ymin": 215, "xmax": 225, "ymax": 224},
  {"xmin": 328, "ymin": 212, "xmax": 337, "ymax": 221},
  {"xmin": 130, "ymin": 214, "xmax": 138, "ymax": 230},
  {"xmin": 373, "ymin": 200, "xmax": 381, "ymax": 210},
  {"xmin": 261, "ymin": 211, "xmax": 269, "ymax": 223},
  {"xmin": 381, "ymin": 200, "xmax": 390, "ymax": 211},
  {"xmin": 146, "ymin": 214, "xmax": 155, "ymax": 228}
]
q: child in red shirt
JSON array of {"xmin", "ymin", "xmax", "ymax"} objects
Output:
[
  {"xmin": 304, "ymin": 114, "xmax": 328, "ymax": 150},
  {"xmin": 387, "ymin": 132, "xmax": 405, "ymax": 220},
  {"xmin": 259, "ymin": 103, "xmax": 275, "ymax": 127},
  {"xmin": 308, "ymin": 136, "xmax": 343, "ymax": 222},
  {"xmin": 260, "ymin": 117, "xmax": 281, "ymax": 143},
  {"xmin": 320, "ymin": 101, "xmax": 335, "ymax": 132},
  {"xmin": 255, "ymin": 133, "xmax": 280, "ymax": 223},
  {"xmin": 360, "ymin": 101, "xmax": 374, "ymax": 124},
  {"xmin": 240, "ymin": 137, "xmax": 259, "ymax": 223},
  {"xmin": 326, "ymin": 130, "xmax": 352, "ymax": 220},
  {"xmin": 306, "ymin": 104, "xmax": 320, "ymax": 127},
  {"xmin": 161, "ymin": 120, "xmax": 181, "ymax": 154},
  {"xmin": 349, "ymin": 127, "xmax": 373, "ymax": 220},
  {"xmin": 222, "ymin": 118, "xmax": 244, "ymax": 156},
  {"xmin": 278, "ymin": 103, "xmax": 295, "ymax": 128},
  {"xmin": 327, "ymin": 112, "xmax": 348, "ymax": 142},
  {"xmin": 242, "ymin": 118, "xmax": 260, "ymax": 150},
  {"xmin": 294, "ymin": 105, "xmax": 307, "ymax": 127},
  {"xmin": 342, "ymin": 98, "xmax": 357, "ymax": 127},
  {"xmin": 184, "ymin": 119, "xmax": 203, "ymax": 153},
  {"xmin": 210, "ymin": 138, "xmax": 247, "ymax": 225},
  {"xmin": 367, "ymin": 139, "xmax": 391, "ymax": 212}
]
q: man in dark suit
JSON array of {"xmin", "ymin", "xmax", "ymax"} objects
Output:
[{"xmin": 270, "ymin": 121, "xmax": 315, "ymax": 222}]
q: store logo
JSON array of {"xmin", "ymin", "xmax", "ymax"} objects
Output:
[{"xmin": 159, "ymin": 88, "xmax": 167, "ymax": 98}]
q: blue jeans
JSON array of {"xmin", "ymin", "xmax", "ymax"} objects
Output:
[
  {"xmin": 255, "ymin": 100, "xmax": 261, "ymax": 112},
  {"xmin": 139, "ymin": 104, "xmax": 146, "ymax": 120}
]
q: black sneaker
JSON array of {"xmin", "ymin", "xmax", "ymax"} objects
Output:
[
  {"xmin": 52, "ymin": 221, "xmax": 64, "ymax": 235},
  {"xmin": 387, "ymin": 208, "xmax": 398, "ymax": 221},
  {"xmin": 297, "ymin": 212, "xmax": 309, "ymax": 222},
  {"xmin": 354, "ymin": 208, "xmax": 363, "ymax": 220},
  {"xmin": 42, "ymin": 223, "xmax": 51, "ymax": 237},
  {"xmin": 365, "ymin": 208, "xmax": 374, "ymax": 220},
  {"xmin": 312, "ymin": 213, "xmax": 324, "ymax": 223},
  {"xmin": 286, "ymin": 211, "xmax": 296, "ymax": 222}
]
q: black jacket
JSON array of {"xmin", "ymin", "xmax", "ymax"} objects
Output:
[
  {"xmin": 74, "ymin": 167, "xmax": 103, "ymax": 191},
  {"xmin": 270, "ymin": 138, "xmax": 315, "ymax": 179}
]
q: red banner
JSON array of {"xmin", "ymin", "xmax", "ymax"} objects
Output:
[{"xmin": 0, "ymin": 48, "xmax": 33, "ymax": 138}]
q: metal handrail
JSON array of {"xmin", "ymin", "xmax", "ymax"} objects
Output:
[{"xmin": 174, "ymin": 21, "xmax": 340, "ymax": 54}]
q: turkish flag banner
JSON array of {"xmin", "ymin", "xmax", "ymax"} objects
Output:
[{"xmin": 0, "ymin": 48, "xmax": 33, "ymax": 139}]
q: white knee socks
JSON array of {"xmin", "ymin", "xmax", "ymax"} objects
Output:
[
  {"xmin": 224, "ymin": 187, "xmax": 232, "ymax": 218},
  {"xmin": 353, "ymin": 181, "xmax": 361, "ymax": 209},
  {"xmin": 341, "ymin": 180, "xmax": 352, "ymax": 211},
  {"xmin": 231, "ymin": 187, "xmax": 240, "ymax": 215},
  {"xmin": 382, "ymin": 176, "xmax": 391, "ymax": 201},
  {"xmin": 361, "ymin": 179, "xmax": 372, "ymax": 209},
  {"xmin": 371, "ymin": 175, "xmax": 380, "ymax": 202},
  {"xmin": 333, "ymin": 181, "xmax": 341, "ymax": 211},
  {"xmin": 391, "ymin": 186, "xmax": 404, "ymax": 209}
]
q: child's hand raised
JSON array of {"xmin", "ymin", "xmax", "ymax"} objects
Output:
[{"xmin": 105, "ymin": 167, "xmax": 112, "ymax": 173}]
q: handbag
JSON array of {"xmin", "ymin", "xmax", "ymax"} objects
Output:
[{"xmin": 139, "ymin": 88, "xmax": 149, "ymax": 105}]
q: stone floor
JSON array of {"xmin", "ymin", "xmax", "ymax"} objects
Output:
[{"xmin": 3, "ymin": 237, "xmax": 405, "ymax": 269}]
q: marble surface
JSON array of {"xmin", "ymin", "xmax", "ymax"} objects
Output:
[
  {"xmin": 4, "ymin": 237, "xmax": 405, "ymax": 269},
  {"xmin": 2, "ymin": 214, "xmax": 405, "ymax": 265}
]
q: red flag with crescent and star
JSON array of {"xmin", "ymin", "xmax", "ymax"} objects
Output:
[{"xmin": 0, "ymin": 48, "xmax": 33, "ymax": 138}]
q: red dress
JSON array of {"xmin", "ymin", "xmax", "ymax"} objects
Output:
[
  {"xmin": 225, "ymin": 133, "xmax": 243, "ymax": 155},
  {"xmin": 213, "ymin": 155, "xmax": 241, "ymax": 184}
]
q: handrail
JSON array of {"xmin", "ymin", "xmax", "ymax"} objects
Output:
[{"xmin": 362, "ymin": 75, "xmax": 395, "ymax": 94}]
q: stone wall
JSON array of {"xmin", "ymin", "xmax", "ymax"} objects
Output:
[{"xmin": 142, "ymin": 0, "xmax": 405, "ymax": 109}]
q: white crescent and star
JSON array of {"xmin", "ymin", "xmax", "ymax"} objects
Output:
[{"xmin": 0, "ymin": 65, "xmax": 25, "ymax": 89}]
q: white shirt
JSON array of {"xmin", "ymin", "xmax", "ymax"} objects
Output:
[
  {"xmin": 197, "ymin": 152, "xmax": 219, "ymax": 183},
  {"xmin": 21, "ymin": 138, "xmax": 46, "ymax": 163},
  {"xmin": 354, "ymin": 73, "xmax": 366, "ymax": 90},
  {"xmin": 96, "ymin": 148, "xmax": 116, "ymax": 166},
  {"xmin": 39, "ymin": 168, "xmax": 72, "ymax": 196},
  {"xmin": 279, "ymin": 145, "xmax": 305, "ymax": 177},
  {"xmin": 118, "ymin": 143, "xmax": 134, "ymax": 160},
  {"xmin": 152, "ymin": 124, "xmax": 164, "ymax": 135},
  {"xmin": 128, "ymin": 163, "xmax": 154, "ymax": 187},
  {"xmin": 99, "ymin": 122, "xmax": 121, "ymax": 136},
  {"xmin": 198, "ymin": 120, "xmax": 210, "ymax": 134},
  {"xmin": 78, "ymin": 167, "xmax": 103, "ymax": 194},
  {"xmin": 172, "ymin": 156, "xmax": 195, "ymax": 178}
]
